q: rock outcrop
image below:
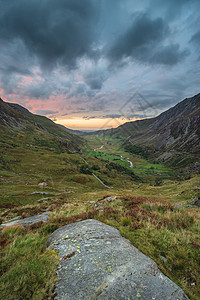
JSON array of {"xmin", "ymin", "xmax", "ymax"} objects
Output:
[
  {"xmin": 0, "ymin": 211, "xmax": 50, "ymax": 228},
  {"xmin": 47, "ymin": 219, "xmax": 189, "ymax": 300}
]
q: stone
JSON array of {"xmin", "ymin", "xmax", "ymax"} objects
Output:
[
  {"xmin": 95, "ymin": 196, "xmax": 117, "ymax": 210},
  {"xmin": 102, "ymin": 196, "xmax": 117, "ymax": 202},
  {"xmin": 30, "ymin": 191, "xmax": 50, "ymax": 195},
  {"xmin": 47, "ymin": 219, "xmax": 189, "ymax": 300},
  {"xmin": 186, "ymin": 205, "xmax": 197, "ymax": 208},
  {"xmin": 37, "ymin": 197, "xmax": 50, "ymax": 202},
  {"xmin": 174, "ymin": 203, "xmax": 183, "ymax": 208},
  {"xmin": 194, "ymin": 197, "xmax": 200, "ymax": 207},
  {"xmin": 0, "ymin": 211, "xmax": 51, "ymax": 228},
  {"xmin": 38, "ymin": 182, "xmax": 48, "ymax": 187},
  {"xmin": 7, "ymin": 216, "xmax": 20, "ymax": 221},
  {"xmin": 159, "ymin": 254, "xmax": 167, "ymax": 262}
]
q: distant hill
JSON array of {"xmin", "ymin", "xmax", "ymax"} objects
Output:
[
  {"xmin": 0, "ymin": 98, "xmax": 84, "ymax": 152},
  {"xmin": 56, "ymin": 124, "xmax": 88, "ymax": 136},
  {"xmin": 96, "ymin": 93, "xmax": 200, "ymax": 165}
]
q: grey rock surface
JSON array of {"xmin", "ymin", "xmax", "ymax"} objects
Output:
[
  {"xmin": 47, "ymin": 219, "xmax": 189, "ymax": 300},
  {"xmin": 194, "ymin": 197, "xmax": 200, "ymax": 206},
  {"xmin": 102, "ymin": 196, "xmax": 117, "ymax": 202},
  {"xmin": 174, "ymin": 203, "xmax": 183, "ymax": 208},
  {"xmin": 30, "ymin": 191, "xmax": 50, "ymax": 195},
  {"xmin": 1, "ymin": 211, "xmax": 50, "ymax": 228},
  {"xmin": 95, "ymin": 196, "xmax": 117, "ymax": 210}
]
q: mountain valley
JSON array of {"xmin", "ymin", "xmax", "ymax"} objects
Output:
[{"xmin": 0, "ymin": 95, "xmax": 200, "ymax": 299}]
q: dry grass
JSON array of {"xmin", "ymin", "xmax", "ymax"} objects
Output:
[
  {"xmin": 94, "ymin": 195, "xmax": 200, "ymax": 300},
  {"xmin": 1, "ymin": 190, "xmax": 199, "ymax": 299}
]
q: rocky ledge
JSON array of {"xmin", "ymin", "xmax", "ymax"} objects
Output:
[
  {"xmin": 0, "ymin": 211, "xmax": 50, "ymax": 228},
  {"xmin": 47, "ymin": 219, "xmax": 189, "ymax": 300}
]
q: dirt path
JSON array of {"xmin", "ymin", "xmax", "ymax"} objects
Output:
[{"xmin": 80, "ymin": 156, "xmax": 111, "ymax": 189}]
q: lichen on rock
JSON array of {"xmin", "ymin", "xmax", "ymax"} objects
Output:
[{"xmin": 47, "ymin": 219, "xmax": 189, "ymax": 300}]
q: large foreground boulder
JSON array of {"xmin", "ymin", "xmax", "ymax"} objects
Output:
[{"xmin": 47, "ymin": 219, "xmax": 189, "ymax": 300}]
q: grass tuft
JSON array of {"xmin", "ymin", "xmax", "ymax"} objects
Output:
[{"xmin": 0, "ymin": 231, "xmax": 59, "ymax": 299}]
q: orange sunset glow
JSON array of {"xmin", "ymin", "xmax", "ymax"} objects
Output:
[{"xmin": 55, "ymin": 116, "xmax": 139, "ymax": 131}]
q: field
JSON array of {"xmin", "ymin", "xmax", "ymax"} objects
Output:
[{"xmin": 0, "ymin": 134, "xmax": 200, "ymax": 299}]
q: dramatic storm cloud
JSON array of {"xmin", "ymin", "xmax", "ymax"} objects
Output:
[
  {"xmin": 0, "ymin": 0, "xmax": 98, "ymax": 69},
  {"xmin": 0, "ymin": 0, "xmax": 199, "ymax": 129}
]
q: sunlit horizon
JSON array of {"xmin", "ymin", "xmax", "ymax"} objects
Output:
[
  {"xmin": 1, "ymin": 0, "xmax": 199, "ymax": 130},
  {"xmin": 54, "ymin": 116, "xmax": 141, "ymax": 131}
]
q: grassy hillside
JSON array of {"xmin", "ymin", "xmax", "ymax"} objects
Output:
[
  {"xmin": 93, "ymin": 94, "xmax": 200, "ymax": 169},
  {"xmin": 0, "ymin": 104, "xmax": 200, "ymax": 299},
  {"xmin": 1, "ymin": 164, "xmax": 199, "ymax": 299},
  {"xmin": 0, "ymin": 98, "xmax": 84, "ymax": 152}
]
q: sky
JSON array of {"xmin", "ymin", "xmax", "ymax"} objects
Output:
[{"xmin": 0, "ymin": 0, "xmax": 199, "ymax": 130}]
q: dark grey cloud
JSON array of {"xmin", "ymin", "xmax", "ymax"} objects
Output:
[
  {"xmin": 0, "ymin": 64, "xmax": 31, "ymax": 76},
  {"xmin": 151, "ymin": 44, "xmax": 189, "ymax": 65},
  {"xmin": 0, "ymin": 0, "xmax": 191, "ymax": 78},
  {"xmin": 107, "ymin": 13, "xmax": 189, "ymax": 66},
  {"xmin": 83, "ymin": 114, "xmax": 123, "ymax": 120},
  {"xmin": 0, "ymin": 0, "xmax": 196, "ymax": 77},
  {"xmin": 148, "ymin": 0, "xmax": 198, "ymax": 20},
  {"xmin": 103, "ymin": 114, "xmax": 123, "ymax": 119},
  {"xmin": 191, "ymin": 30, "xmax": 200, "ymax": 46},
  {"xmin": 82, "ymin": 113, "xmax": 151, "ymax": 120},
  {"xmin": 28, "ymin": 89, "xmax": 48, "ymax": 99},
  {"xmin": 83, "ymin": 116, "xmax": 97, "ymax": 120},
  {"xmin": 149, "ymin": 0, "xmax": 200, "ymax": 20},
  {"xmin": 68, "ymin": 83, "xmax": 100, "ymax": 103},
  {"xmin": 135, "ymin": 94, "xmax": 179, "ymax": 112},
  {"xmin": 86, "ymin": 90, "xmax": 96, "ymax": 98},
  {"xmin": 0, "ymin": 0, "xmax": 98, "ymax": 70},
  {"xmin": 36, "ymin": 109, "xmax": 58, "ymax": 116},
  {"xmin": 88, "ymin": 98, "xmax": 109, "ymax": 112},
  {"xmin": 0, "ymin": 38, "xmax": 33, "ymax": 80},
  {"xmin": 68, "ymin": 83, "xmax": 87, "ymax": 98},
  {"xmin": 0, "ymin": 0, "xmax": 199, "ymax": 125},
  {"xmin": 85, "ymin": 77, "xmax": 104, "ymax": 90},
  {"xmin": 108, "ymin": 14, "xmax": 169, "ymax": 57},
  {"xmin": 0, "ymin": 73, "xmax": 18, "ymax": 95},
  {"xmin": 84, "ymin": 65, "xmax": 108, "ymax": 90}
]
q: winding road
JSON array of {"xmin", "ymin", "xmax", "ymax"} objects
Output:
[
  {"xmin": 95, "ymin": 145, "xmax": 134, "ymax": 168},
  {"xmin": 120, "ymin": 155, "xmax": 133, "ymax": 168},
  {"xmin": 92, "ymin": 173, "xmax": 111, "ymax": 189},
  {"xmin": 127, "ymin": 159, "xmax": 133, "ymax": 168},
  {"xmin": 80, "ymin": 153, "xmax": 111, "ymax": 189},
  {"xmin": 81, "ymin": 144, "xmax": 134, "ymax": 189}
]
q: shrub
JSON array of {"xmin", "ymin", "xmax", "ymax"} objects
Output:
[
  {"xmin": 107, "ymin": 162, "xmax": 140, "ymax": 180},
  {"xmin": 72, "ymin": 176, "xmax": 88, "ymax": 184},
  {"xmin": 91, "ymin": 164, "xmax": 100, "ymax": 171},
  {"xmin": 124, "ymin": 144, "xmax": 148, "ymax": 159},
  {"xmin": 121, "ymin": 216, "xmax": 131, "ymax": 226},
  {"xmin": 79, "ymin": 165, "xmax": 92, "ymax": 175}
]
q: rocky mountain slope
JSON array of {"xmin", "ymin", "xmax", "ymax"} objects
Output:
[
  {"xmin": 99, "ymin": 93, "xmax": 200, "ymax": 163},
  {"xmin": 0, "ymin": 98, "xmax": 84, "ymax": 152}
]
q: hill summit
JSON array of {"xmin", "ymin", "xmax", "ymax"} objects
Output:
[
  {"xmin": 98, "ymin": 93, "xmax": 200, "ymax": 165},
  {"xmin": 0, "ymin": 98, "xmax": 83, "ymax": 152}
]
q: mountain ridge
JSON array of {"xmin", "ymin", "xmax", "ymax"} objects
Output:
[
  {"xmin": 0, "ymin": 98, "xmax": 84, "ymax": 152},
  {"xmin": 97, "ymin": 93, "xmax": 200, "ymax": 155}
]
